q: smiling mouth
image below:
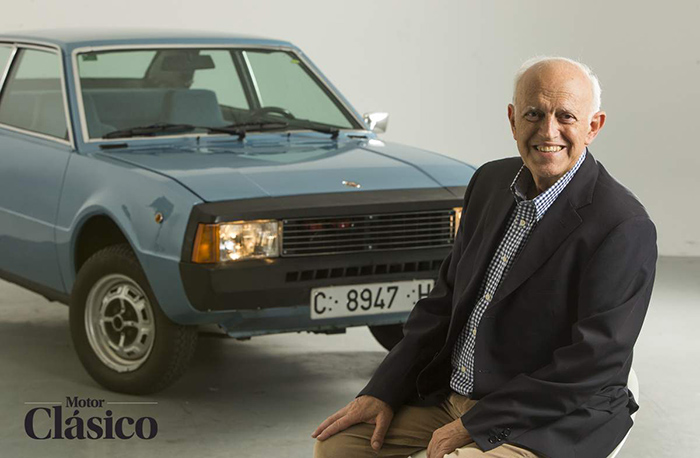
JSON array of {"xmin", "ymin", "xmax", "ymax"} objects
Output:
[{"xmin": 534, "ymin": 145, "xmax": 565, "ymax": 152}]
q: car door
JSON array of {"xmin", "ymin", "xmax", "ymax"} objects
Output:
[{"xmin": 0, "ymin": 44, "xmax": 73, "ymax": 292}]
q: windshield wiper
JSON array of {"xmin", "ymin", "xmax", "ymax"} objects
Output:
[
  {"xmin": 284, "ymin": 119, "xmax": 340, "ymax": 139},
  {"xmin": 222, "ymin": 121, "xmax": 290, "ymax": 130},
  {"xmin": 103, "ymin": 123, "xmax": 198, "ymax": 139},
  {"xmin": 103, "ymin": 121, "xmax": 289, "ymax": 140},
  {"xmin": 213, "ymin": 121, "xmax": 290, "ymax": 139}
]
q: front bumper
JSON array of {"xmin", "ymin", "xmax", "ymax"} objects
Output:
[
  {"xmin": 178, "ymin": 187, "xmax": 463, "ymax": 335},
  {"xmin": 215, "ymin": 305, "xmax": 412, "ymax": 339},
  {"xmin": 179, "ymin": 246, "xmax": 448, "ymax": 312}
]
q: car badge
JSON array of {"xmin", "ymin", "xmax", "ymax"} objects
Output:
[{"xmin": 342, "ymin": 180, "xmax": 361, "ymax": 189}]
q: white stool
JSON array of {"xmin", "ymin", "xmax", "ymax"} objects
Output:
[{"xmin": 411, "ymin": 368, "xmax": 639, "ymax": 458}]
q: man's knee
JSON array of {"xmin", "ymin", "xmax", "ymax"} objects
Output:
[
  {"xmin": 444, "ymin": 443, "xmax": 541, "ymax": 458},
  {"xmin": 313, "ymin": 436, "xmax": 340, "ymax": 458},
  {"xmin": 313, "ymin": 430, "xmax": 371, "ymax": 458}
]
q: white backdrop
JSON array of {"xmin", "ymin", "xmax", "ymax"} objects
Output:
[{"xmin": 2, "ymin": 0, "xmax": 697, "ymax": 256}]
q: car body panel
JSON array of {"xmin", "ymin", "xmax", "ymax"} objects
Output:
[
  {"xmin": 97, "ymin": 136, "xmax": 473, "ymax": 202},
  {"xmin": 0, "ymin": 129, "xmax": 71, "ymax": 290},
  {"xmin": 54, "ymin": 151, "xmax": 212, "ymax": 322}
]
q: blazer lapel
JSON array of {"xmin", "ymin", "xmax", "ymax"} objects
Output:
[
  {"xmin": 492, "ymin": 200, "xmax": 582, "ymax": 304},
  {"xmin": 449, "ymin": 185, "xmax": 515, "ymax": 331},
  {"xmin": 492, "ymin": 152, "xmax": 599, "ymax": 305}
]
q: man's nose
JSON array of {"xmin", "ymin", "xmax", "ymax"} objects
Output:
[{"xmin": 539, "ymin": 115, "xmax": 560, "ymax": 139}]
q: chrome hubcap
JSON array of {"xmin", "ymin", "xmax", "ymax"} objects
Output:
[{"xmin": 85, "ymin": 274, "xmax": 155, "ymax": 373}]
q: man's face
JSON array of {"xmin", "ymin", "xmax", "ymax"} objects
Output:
[{"xmin": 508, "ymin": 61, "xmax": 606, "ymax": 192}]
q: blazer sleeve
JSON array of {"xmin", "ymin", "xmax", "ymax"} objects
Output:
[
  {"xmin": 357, "ymin": 165, "xmax": 483, "ymax": 411},
  {"xmin": 460, "ymin": 215, "xmax": 658, "ymax": 451}
]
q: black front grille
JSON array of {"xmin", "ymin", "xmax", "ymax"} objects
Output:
[
  {"xmin": 285, "ymin": 259, "xmax": 444, "ymax": 282},
  {"xmin": 282, "ymin": 209, "xmax": 456, "ymax": 257}
]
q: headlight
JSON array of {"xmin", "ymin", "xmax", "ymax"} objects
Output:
[
  {"xmin": 452, "ymin": 207, "xmax": 463, "ymax": 238},
  {"xmin": 192, "ymin": 220, "xmax": 280, "ymax": 263}
]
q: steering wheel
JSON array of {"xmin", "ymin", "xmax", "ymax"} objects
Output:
[{"xmin": 249, "ymin": 106, "xmax": 296, "ymax": 120}]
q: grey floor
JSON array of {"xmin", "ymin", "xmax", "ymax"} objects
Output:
[{"xmin": 0, "ymin": 256, "xmax": 698, "ymax": 457}]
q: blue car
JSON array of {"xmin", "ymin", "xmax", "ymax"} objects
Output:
[{"xmin": 0, "ymin": 30, "xmax": 475, "ymax": 394}]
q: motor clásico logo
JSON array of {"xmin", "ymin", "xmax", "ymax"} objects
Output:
[{"xmin": 24, "ymin": 397, "xmax": 158, "ymax": 440}]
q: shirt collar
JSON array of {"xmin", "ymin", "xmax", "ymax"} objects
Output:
[{"xmin": 510, "ymin": 149, "xmax": 587, "ymax": 221}]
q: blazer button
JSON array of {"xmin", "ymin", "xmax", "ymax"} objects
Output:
[
  {"xmin": 488, "ymin": 437, "xmax": 497, "ymax": 444},
  {"xmin": 504, "ymin": 428, "xmax": 511, "ymax": 437}
]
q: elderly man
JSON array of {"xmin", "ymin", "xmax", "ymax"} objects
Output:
[{"xmin": 312, "ymin": 57, "xmax": 657, "ymax": 458}]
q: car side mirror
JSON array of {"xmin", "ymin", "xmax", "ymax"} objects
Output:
[{"xmin": 363, "ymin": 112, "xmax": 389, "ymax": 133}]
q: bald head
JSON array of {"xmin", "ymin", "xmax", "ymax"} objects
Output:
[
  {"xmin": 507, "ymin": 56, "xmax": 606, "ymax": 194},
  {"xmin": 513, "ymin": 57, "xmax": 601, "ymax": 118}
]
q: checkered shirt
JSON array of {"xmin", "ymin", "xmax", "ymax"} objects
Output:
[{"xmin": 449, "ymin": 150, "xmax": 587, "ymax": 396}]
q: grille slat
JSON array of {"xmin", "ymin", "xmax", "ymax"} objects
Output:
[
  {"xmin": 284, "ymin": 216, "xmax": 452, "ymax": 231},
  {"xmin": 284, "ymin": 222, "xmax": 450, "ymax": 234},
  {"xmin": 284, "ymin": 238, "xmax": 454, "ymax": 251},
  {"xmin": 282, "ymin": 209, "xmax": 456, "ymax": 256},
  {"xmin": 284, "ymin": 233, "xmax": 453, "ymax": 247},
  {"xmin": 284, "ymin": 227, "xmax": 452, "ymax": 240},
  {"xmin": 285, "ymin": 209, "xmax": 453, "ymax": 222},
  {"xmin": 283, "ymin": 244, "xmax": 454, "ymax": 255}
]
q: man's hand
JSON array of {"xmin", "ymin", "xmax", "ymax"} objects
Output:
[
  {"xmin": 312, "ymin": 395, "xmax": 394, "ymax": 451},
  {"xmin": 426, "ymin": 418, "xmax": 473, "ymax": 458}
]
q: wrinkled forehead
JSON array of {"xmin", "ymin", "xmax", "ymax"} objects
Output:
[{"xmin": 516, "ymin": 64, "xmax": 594, "ymax": 113}]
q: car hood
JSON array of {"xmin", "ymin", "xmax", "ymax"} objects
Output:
[{"xmin": 99, "ymin": 136, "xmax": 474, "ymax": 203}]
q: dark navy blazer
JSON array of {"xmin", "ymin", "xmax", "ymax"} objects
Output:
[{"xmin": 359, "ymin": 152, "xmax": 657, "ymax": 458}]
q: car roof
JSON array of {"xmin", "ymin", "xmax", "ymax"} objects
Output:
[{"xmin": 0, "ymin": 29, "xmax": 295, "ymax": 53}]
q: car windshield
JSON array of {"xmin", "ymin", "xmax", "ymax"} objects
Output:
[{"xmin": 76, "ymin": 47, "xmax": 361, "ymax": 140}]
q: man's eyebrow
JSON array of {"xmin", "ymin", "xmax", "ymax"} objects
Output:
[
  {"xmin": 521, "ymin": 105, "xmax": 580, "ymax": 115},
  {"xmin": 557, "ymin": 107, "xmax": 580, "ymax": 115}
]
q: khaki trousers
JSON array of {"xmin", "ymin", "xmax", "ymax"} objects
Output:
[{"xmin": 314, "ymin": 392, "xmax": 541, "ymax": 458}]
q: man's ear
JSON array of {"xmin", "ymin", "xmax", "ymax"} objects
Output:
[
  {"xmin": 585, "ymin": 110, "xmax": 606, "ymax": 145},
  {"xmin": 508, "ymin": 104, "xmax": 517, "ymax": 139}
]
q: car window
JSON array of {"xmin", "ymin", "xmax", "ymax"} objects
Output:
[
  {"xmin": 191, "ymin": 50, "xmax": 249, "ymax": 109},
  {"xmin": 0, "ymin": 48, "xmax": 68, "ymax": 140},
  {"xmin": 78, "ymin": 50, "xmax": 155, "ymax": 78},
  {"xmin": 244, "ymin": 51, "xmax": 353, "ymax": 129},
  {"xmin": 75, "ymin": 47, "xmax": 360, "ymax": 139}
]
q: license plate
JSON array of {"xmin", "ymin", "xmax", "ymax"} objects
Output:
[{"xmin": 310, "ymin": 279, "xmax": 435, "ymax": 320}]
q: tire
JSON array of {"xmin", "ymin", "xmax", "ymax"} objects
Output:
[
  {"xmin": 368, "ymin": 323, "xmax": 405, "ymax": 351},
  {"xmin": 70, "ymin": 244, "xmax": 197, "ymax": 394}
]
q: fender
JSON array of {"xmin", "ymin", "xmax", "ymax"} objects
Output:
[{"xmin": 55, "ymin": 150, "xmax": 206, "ymax": 323}]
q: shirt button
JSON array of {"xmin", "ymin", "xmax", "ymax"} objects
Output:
[
  {"xmin": 472, "ymin": 327, "xmax": 477, "ymax": 336},
  {"xmin": 485, "ymin": 293, "xmax": 492, "ymax": 301},
  {"xmin": 501, "ymin": 255, "xmax": 508, "ymax": 263},
  {"xmin": 461, "ymin": 366, "xmax": 466, "ymax": 373},
  {"xmin": 519, "ymin": 219, "xmax": 527, "ymax": 227}
]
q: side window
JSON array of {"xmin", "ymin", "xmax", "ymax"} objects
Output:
[
  {"xmin": 191, "ymin": 50, "xmax": 249, "ymax": 109},
  {"xmin": 0, "ymin": 48, "xmax": 68, "ymax": 140}
]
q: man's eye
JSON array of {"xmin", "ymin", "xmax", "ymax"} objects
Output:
[
  {"xmin": 524, "ymin": 111, "xmax": 540, "ymax": 119},
  {"xmin": 560, "ymin": 113, "xmax": 576, "ymax": 121}
]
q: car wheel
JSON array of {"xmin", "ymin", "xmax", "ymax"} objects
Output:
[
  {"xmin": 368, "ymin": 324, "xmax": 404, "ymax": 351},
  {"xmin": 70, "ymin": 244, "xmax": 197, "ymax": 394}
]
